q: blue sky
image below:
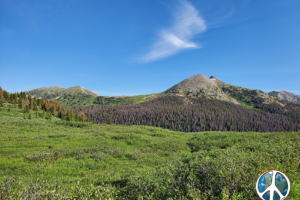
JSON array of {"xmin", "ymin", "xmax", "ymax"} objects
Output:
[{"xmin": 1, "ymin": 0, "xmax": 300, "ymax": 96}]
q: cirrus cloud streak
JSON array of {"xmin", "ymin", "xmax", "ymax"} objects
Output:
[{"xmin": 139, "ymin": 0, "xmax": 206, "ymax": 62}]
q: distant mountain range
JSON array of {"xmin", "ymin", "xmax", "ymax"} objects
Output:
[
  {"xmin": 24, "ymin": 74, "xmax": 300, "ymax": 132},
  {"xmin": 25, "ymin": 74, "xmax": 299, "ymax": 107},
  {"xmin": 25, "ymin": 86, "xmax": 100, "ymax": 108},
  {"xmin": 25, "ymin": 86, "xmax": 99, "ymax": 99},
  {"xmin": 268, "ymin": 91, "xmax": 300, "ymax": 105}
]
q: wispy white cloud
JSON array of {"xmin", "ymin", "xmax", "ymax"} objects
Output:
[{"xmin": 139, "ymin": 0, "xmax": 206, "ymax": 62}]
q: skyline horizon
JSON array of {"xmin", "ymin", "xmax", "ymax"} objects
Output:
[
  {"xmin": 3, "ymin": 73, "xmax": 300, "ymax": 97},
  {"xmin": 1, "ymin": 0, "xmax": 299, "ymax": 96}
]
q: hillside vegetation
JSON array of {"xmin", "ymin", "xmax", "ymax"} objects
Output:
[
  {"xmin": 25, "ymin": 86, "xmax": 100, "ymax": 108},
  {"xmin": 23, "ymin": 74, "xmax": 298, "ymax": 113},
  {"xmin": 77, "ymin": 95, "xmax": 300, "ymax": 132},
  {"xmin": 1, "ymin": 106, "xmax": 300, "ymax": 199},
  {"xmin": 25, "ymin": 86, "xmax": 99, "ymax": 99},
  {"xmin": 51, "ymin": 93, "xmax": 159, "ymax": 108},
  {"xmin": 269, "ymin": 91, "xmax": 300, "ymax": 105}
]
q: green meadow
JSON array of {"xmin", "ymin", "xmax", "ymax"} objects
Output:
[
  {"xmin": 1, "ymin": 105, "xmax": 300, "ymax": 199},
  {"xmin": 53, "ymin": 93, "xmax": 159, "ymax": 108}
]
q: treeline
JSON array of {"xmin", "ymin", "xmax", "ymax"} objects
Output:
[
  {"xmin": 256, "ymin": 101, "xmax": 300, "ymax": 124},
  {"xmin": 221, "ymin": 85, "xmax": 300, "ymax": 124},
  {"xmin": 221, "ymin": 86, "xmax": 261, "ymax": 106},
  {"xmin": 0, "ymin": 87, "xmax": 88, "ymax": 122},
  {"xmin": 75, "ymin": 95, "xmax": 300, "ymax": 132}
]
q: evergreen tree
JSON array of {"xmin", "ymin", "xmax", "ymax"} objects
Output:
[
  {"xmin": 107, "ymin": 118, "xmax": 112, "ymax": 124},
  {"xmin": 70, "ymin": 110, "xmax": 74, "ymax": 121},
  {"xmin": 22, "ymin": 92, "xmax": 26, "ymax": 99},
  {"xmin": 29, "ymin": 97, "xmax": 33, "ymax": 110},
  {"xmin": 0, "ymin": 100, "xmax": 3, "ymax": 107},
  {"xmin": 61, "ymin": 111, "xmax": 65, "ymax": 120},
  {"xmin": 75, "ymin": 111, "xmax": 79, "ymax": 122},
  {"xmin": 3, "ymin": 90, "xmax": 9, "ymax": 101},
  {"xmin": 78, "ymin": 115, "xmax": 83, "ymax": 122},
  {"xmin": 25, "ymin": 105, "xmax": 29, "ymax": 113},
  {"xmin": 10, "ymin": 94, "xmax": 13, "ymax": 103},
  {"xmin": 93, "ymin": 119, "xmax": 97, "ymax": 124},
  {"xmin": 13, "ymin": 93, "xmax": 18, "ymax": 103},
  {"xmin": 28, "ymin": 113, "xmax": 31, "ymax": 119},
  {"xmin": 33, "ymin": 101, "xmax": 37, "ymax": 110},
  {"xmin": 48, "ymin": 112, "xmax": 52, "ymax": 120},
  {"xmin": 66, "ymin": 110, "xmax": 70, "ymax": 121},
  {"xmin": 0, "ymin": 87, "xmax": 3, "ymax": 101},
  {"xmin": 18, "ymin": 98, "xmax": 23, "ymax": 109}
]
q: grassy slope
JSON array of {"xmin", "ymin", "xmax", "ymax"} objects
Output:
[
  {"xmin": 236, "ymin": 100, "xmax": 261, "ymax": 111},
  {"xmin": 54, "ymin": 93, "xmax": 159, "ymax": 108},
  {"xmin": 1, "ymin": 105, "xmax": 300, "ymax": 199}
]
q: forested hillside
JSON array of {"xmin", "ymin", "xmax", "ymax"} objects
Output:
[
  {"xmin": 22, "ymin": 74, "xmax": 297, "ymax": 111},
  {"xmin": 1, "ymin": 86, "xmax": 300, "ymax": 199},
  {"xmin": 0, "ymin": 87, "xmax": 88, "ymax": 123},
  {"xmin": 75, "ymin": 95, "xmax": 300, "ymax": 132},
  {"xmin": 1, "ymin": 97, "xmax": 300, "ymax": 199}
]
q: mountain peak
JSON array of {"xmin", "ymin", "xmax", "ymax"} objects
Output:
[
  {"xmin": 25, "ymin": 85, "xmax": 100, "ymax": 100},
  {"xmin": 66, "ymin": 86, "xmax": 100, "ymax": 96},
  {"xmin": 163, "ymin": 74, "xmax": 239, "ymax": 104},
  {"xmin": 68, "ymin": 86, "xmax": 83, "ymax": 89},
  {"xmin": 269, "ymin": 91, "xmax": 300, "ymax": 104}
]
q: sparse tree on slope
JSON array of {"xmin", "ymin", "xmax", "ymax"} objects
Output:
[
  {"xmin": 10, "ymin": 93, "xmax": 13, "ymax": 103},
  {"xmin": 18, "ymin": 98, "xmax": 23, "ymax": 109},
  {"xmin": 29, "ymin": 97, "xmax": 33, "ymax": 110},
  {"xmin": 13, "ymin": 93, "xmax": 18, "ymax": 103},
  {"xmin": 0, "ymin": 87, "xmax": 3, "ymax": 101},
  {"xmin": 3, "ymin": 90, "xmax": 9, "ymax": 101}
]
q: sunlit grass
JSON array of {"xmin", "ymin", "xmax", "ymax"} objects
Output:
[{"xmin": 1, "ymin": 105, "xmax": 300, "ymax": 199}]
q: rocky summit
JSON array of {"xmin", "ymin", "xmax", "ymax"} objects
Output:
[
  {"xmin": 163, "ymin": 74, "xmax": 240, "ymax": 104},
  {"xmin": 269, "ymin": 91, "xmax": 300, "ymax": 105}
]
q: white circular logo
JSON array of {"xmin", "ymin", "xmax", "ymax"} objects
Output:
[{"xmin": 256, "ymin": 170, "xmax": 290, "ymax": 200}]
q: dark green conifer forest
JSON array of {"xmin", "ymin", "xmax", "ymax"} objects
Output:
[
  {"xmin": 76, "ymin": 95, "xmax": 300, "ymax": 132},
  {"xmin": 1, "ymin": 86, "xmax": 300, "ymax": 199}
]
